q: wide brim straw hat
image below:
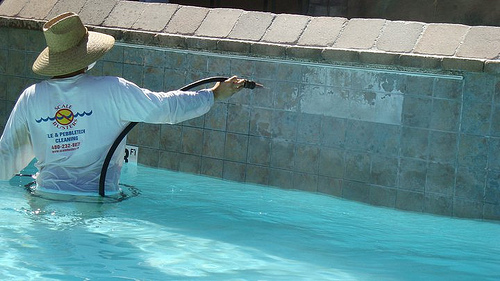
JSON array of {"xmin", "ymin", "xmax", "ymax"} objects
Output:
[{"xmin": 32, "ymin": 12, "xmax": 115, "ymax": 77}]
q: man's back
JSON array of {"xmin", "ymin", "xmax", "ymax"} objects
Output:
[{"xmin": 16, "ymin": 74, "xmax": 133, "ymax": 194}]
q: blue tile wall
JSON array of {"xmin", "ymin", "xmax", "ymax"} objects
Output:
[{"xmin": 1, "ymin": 27, "xmax": 500, "ymax": 220}]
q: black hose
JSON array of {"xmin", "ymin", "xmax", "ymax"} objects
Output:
[
  {"xmin": 98, "ymin": 76, "xmax": 260, "ymax": 197},
  {"xmin": 98, "ymin": 122, "xmax": 137, "ymax": 196}
]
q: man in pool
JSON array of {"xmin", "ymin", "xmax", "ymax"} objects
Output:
[{"xmin": 0, "ymin": 12, "xmax": 246, "ymax": 195}]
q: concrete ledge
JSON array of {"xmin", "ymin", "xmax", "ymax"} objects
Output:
[
  {"xmin": 322, "ymin": 48, "xmax": 360, "ymax": 63},
  {"xmin": 251, "ymin": 42, "xmax": 287, "ymax": 58},
  {"xmin": 133, "ymin": 3, "xmax": 178, "ymax": 32},
  {"xmin": 333, "ymin": 18, "xmax": 386, "ymax": 49},
  {"xmin": 442, "ymin": 57, "xmax": 485, "ymax": 72},
  {"xmin": 359, "ymin": 50, "xmax": 400, "ymax": 66},
  {"xmin": 195, "ymin": 8, "xmax": 243, "ymax": 38},
  {"xmin": 164, "ymin": 5, "xmax": 209, "ymax": 35},
  {"xmin": 186, "ymin": 36, "xmax": 218, "ymax": 51},
  {"xmin": 398, "ymin": 53, "xmax": 442, "ymax": 69},
  {"xmin": 0, "ymin": 0, "xmax": 499, "ymax": 74},
  {"xmin": 0, "ymin": 0, "xmax": 29, "ymax": 17},
  {"xmin": 262, "ymin": 14, "xmax": 310, "ymax": 44},
  {"xmin": 0, "ymin": 15, "xmax": 43, "ymax": 30},
  {"xmin": 217, "ymin": 38, "xmax": 251, "ymax": 54},
  {"xmin": 18, "ymin": 0, "xmax": 58, "ymax": 20},
  {"xmin": 376, "ymin": 21, "xmax": 424, "ymax": 53},
  {"xmin": 286, "ymin": 45, "xmax": 323, "ymax": 61},
  {"xmin": 298, "ymin": 17, "xmax": 346, "ymax": 47},
  {"xmin": 456, "ymin": 26, "xmax": 500, "ymax": 59},
  {"xmin": 228, "ymin": 11, "xmax": 275, "ymax": 41},
  {"xmin": 485, "ymin": 60, "xmax": 500, "ymax": 75},
  {"xmin": 79, "ymin": 0, "xmax": 119, "ymax": 26},
  {"xmin": 46, "ymin": 0, "xmax": 87, "ymax": 20},
  {"xmin": 104, "ymin": 1, "xmax": 144, "ymax": 29},
  {"xmin": 414, "ymin": 23, "xmax": 470, "ymax": 56}
]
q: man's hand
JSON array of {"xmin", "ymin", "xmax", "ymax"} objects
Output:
[{"xmin": 211, "ymin": 76, "xmax": 246, "ymax": 101}]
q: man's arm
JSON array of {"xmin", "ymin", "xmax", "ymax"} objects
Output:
[
  {"xmin": 113, "ymin": 76, "xmax": 246, "ymax": 125},
  {"xmin": 0, "ymin": 104, "xmax": 34, "ymax": 180}
]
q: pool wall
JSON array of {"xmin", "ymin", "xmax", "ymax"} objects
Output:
[{"xmin": 0, "ymin": 0, "xmax": 499, "ymax": 220}]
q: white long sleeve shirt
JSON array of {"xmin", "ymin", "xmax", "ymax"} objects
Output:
[{"xmin": 0, "ymin": 74, "xmax": 214, "ymax": 195}]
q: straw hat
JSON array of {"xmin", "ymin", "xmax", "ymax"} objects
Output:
[{"xmin": 32, "ymin": 12, "xmax": 115, "ymax": 76}]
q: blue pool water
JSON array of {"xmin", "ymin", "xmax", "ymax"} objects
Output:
[{"xmin": 1, "ymin": 164, "xmax": 499, "ymax": 280}]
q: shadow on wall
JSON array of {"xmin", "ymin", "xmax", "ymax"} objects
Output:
[
  {"xmin": 169, "ymin": 0, "xmax": 500, "ymax": 26},
  {"xmin": 348, "ymin": 0, "xmax": 500, "ymax": 27},
  {"xmin": 134, "ymin": 0, "xmax": 170, "ymax": 2}
]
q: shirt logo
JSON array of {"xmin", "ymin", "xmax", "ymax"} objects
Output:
[
  {"xmin": 55, "ymin": 108, "xmax": 75, "ymax": 126},
  {"xmin": 36, "ymin": 104, "xmax": 92, "ymax": 130}
]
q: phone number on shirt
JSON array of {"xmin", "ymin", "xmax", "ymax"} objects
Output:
[{"xmin": 52, "ymin": 142, "xmax": 81, "ymax": 153}]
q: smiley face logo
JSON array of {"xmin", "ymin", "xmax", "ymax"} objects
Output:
[{"xmin": 55, "ymin": 109, "xmax": 75, "ymax": 126}]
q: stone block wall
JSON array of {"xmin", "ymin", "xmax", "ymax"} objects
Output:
[{"xmin": 0, "ymin": 0, "xmax": 499, "ymax": 220}]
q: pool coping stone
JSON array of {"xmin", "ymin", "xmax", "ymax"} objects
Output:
[{"xmin": 0, "ymin": 0, "xmax": 499, "ymax": 76}]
